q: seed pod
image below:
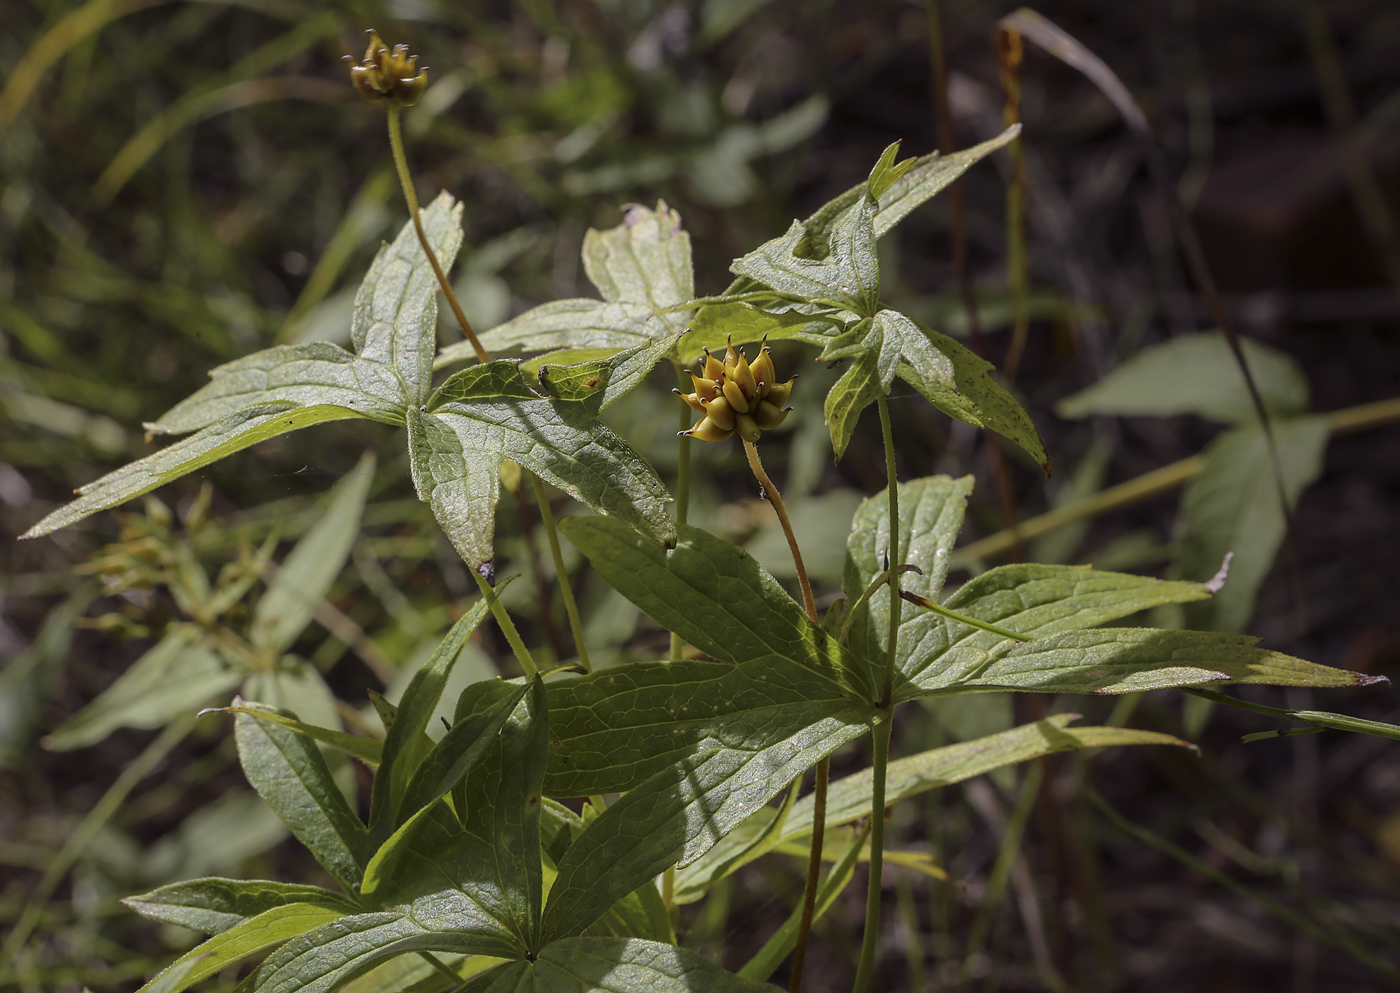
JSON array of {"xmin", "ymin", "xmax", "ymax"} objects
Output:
[{"xmin": 721, "ymin": 377, "xmax": 751, "ymax": 414}]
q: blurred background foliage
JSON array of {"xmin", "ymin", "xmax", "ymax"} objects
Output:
[{"xmin": 2, "ymin": 0, "xmax": 1400, "ymax": 990}]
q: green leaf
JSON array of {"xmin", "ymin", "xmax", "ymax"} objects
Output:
[
  {"xmin": 533, "ymin": 332, "xmax": 683, "ymax": 411},
  {"xmin": 410, "ymin": 365, "xmax": 676, "ymax": 578},
  {"xmin": 21, "ymin": 404, "xmax": 362, "ymax": 539},
  {"xmin": 44, "ymin": 625, "xmax": 240, "ymax": 750},
  {"xmin": 23, "ymin": 195, "xmax": 465, "ymax": 540},
  {"xmin": 452, "ymin": 201, "xmax": 694, "ymax": 367},
  {"xmin": 736, "ymin": 826, "xmax": 865, "ymax": 982},
  {"xmin": 463, "ymin": 300, "xmax": 658, "ymax": 360},
  {"xmin": 679, "ymin": 714, "xmax": 1191, "ymax": 902},
  {"xmin": 235, "ymin": 701, "xmax": 369, "ymax": 893},
  {"xmin": 252, "ymin": 453, "xmax": 375, "ymax": 653},
  {"xmin": 678, "ymin": 301, "xmax": 832, "ymax": 365},
  {"xmin": 560, "ymin": 517, "xmax": 872, "ymax": 702},
  {"xmin": 580, "ymin": 201, "xmax": 694, "ymax": 330},
  {"xmin": 1055, "ymin": 332, "xmax": 1310, "ymax": 424},
  {"xmin": 369, "ymin": 595, "xmax": 501, "ymax": 845},
  {"xmin": 134, "ymin": 903, "xmax": 349, "ymax": 993},
  {"xmin": 871, "ymin": 126, "xmax": 1020, "ymax": 237},
  {"xmin": 395, "ymin": 680, "xmax": 529, "ymax": 829},
  {"xmin": 842, "ymin": 475, "xmax": 975, "ymax": 670},
  {"xmin": 145, "ymin": 343, "xmax": 404, "ymax": 434},
  {"xmin": 124, "ymin": 878, "xmax": 356, "ymax": 935},
  {"xmin": 1175, "ymin": 417, "xmax": 1330, "ymax": 632},
  {"xmin": 895, "ymin": 320, "xmax": 1050, "ymax": 473},
  {"xmin": 464, "ymin": 938, "xmax": 773, "ymax": 993},
  {"xmin": 897, "ymin": 563, "xmax": 1214, "ymax": 696},
  {"xmin": 250, "ymin": 908, "xmax": 521, "ymax": 993},
  {"xmin": 213, "ymin": 706, "xmax": 383, "ymax": 767},
  {"xmin": 918, "ymin": 627, "xmax": 1381, "ymax": 697},
  {"xmin": 866, "ymin": 140, "xmax": 915, "ymax": 200},
  {"xmin": 543, "ymin": 688, "xmax": 875, "ymax": 939}
]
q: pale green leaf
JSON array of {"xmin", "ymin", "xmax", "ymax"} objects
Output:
[
  {"xmin": 462, "ymin": 300, "xmax": 656, "ymax": 362},
  {"xmin": 533, "ymin": 332, "xmax": 682, "ymax": 411},
  {"xmin": 413, "ymin": 363, "xmax": 676, "ymax": 578},
  {"xmin": 866, "ymin": 140, "xmax": 914, "ymax": 200},
  {"xmin": 900, "ymin": 563, "xmax": 1215, "ymax": 696},
  {"xmin": 351, "ymin": 191, "xmax": 465, "ymax": 406},
  {"xmin": 678, "ymin": 300, "xmax": 833, "ymax": 365},
  {"xmin": 145, "ymin": 343, "xmax": 404, "ymax": 435},
  {"xmin": 252, "ymin": 453, "xmax": 375, "ymax": 653},
  {"xmin": 559, "ymin": 518, "xmax": 872, "ymax": 701},
  {"xmin": 1175, "ymin": 417, "xmax": 1330, "ymax": 632},
  {"xmin": 251, "ymin": 908, "xmax": 523, "ymax": 993},
  {"xmin": 842, "ymin": 475, "xmax": 975, "ymax": 671},
  {"xmin": 134, "ymin": 903, "xmax": 348, "ymax": 993},
  {"xmin": 679, "ymin": 714, "xmax": 1191, "ymax": 902},
  {"xmin": 21, "ymin": 404, "xmax": 362, "ymax": 539},
  {"xmin": 124, "ymin": 877, "xmax": 355, "ymax": 936},
  {"xmin": 919, "ymin": 627, "xmax": 1381, "ymax": 697},
  {"xmin": 581, "ymin": 201, "xmax": 694, "ymax": 327},
  {"xmin": 45, "ymin": 625, "xmax": 240, "ymax": 750},
  {"xmin": 872, "ymin": 126, "xmax": 1020, "ymax": 237},
  {"xmin": 1055, "ymin": 333, "xmax": 1310, "ymax": 424},
  {"xmin": 896, "ymin": 320, "xmax": 1050, "ymax": 473},
  {"xmin": 235, "ymin": 701, "xmax": 369, "ymax": 893}
]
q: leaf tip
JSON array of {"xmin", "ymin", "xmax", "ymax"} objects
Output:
[{"xmin": 1355, "ymin": 672, "xmax": 1390, "ymax": 688}]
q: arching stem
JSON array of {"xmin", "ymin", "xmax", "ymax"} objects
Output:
[
  {"xmin": 530, "ymin": 473, "xmax": 591, "ymax": 672},
  {"xmin": 741, "ymin": 438, "xmax": 824, "ymax": 992},
  {"xmin": 386, "ymin": 103, "xmax": 489, "ymax": 363}
]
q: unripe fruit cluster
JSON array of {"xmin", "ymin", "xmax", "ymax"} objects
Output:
[
  {"xmin": 346, "ymin": 31, "xmax": 429, "ymax": 107},
  {"xmin": 677, "ymin": 336, "xmax": 795, "ymax": 443}
]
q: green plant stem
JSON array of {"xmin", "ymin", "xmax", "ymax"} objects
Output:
[
  {"xmin": 742, "ymin": 440, "xmax": 817, "ymax": 622},
  {"xmin": 739, "ymin": 437, "xmax": 824, "ymax": 992},
  {"xmin": 471, "ymin": 569, "xmax": 536, "ymax": 679},
  {"xmin": 529, "ymin": 474, "xmax": 591, "ymax": 672},
  {"xmin": 852, "ymin": 394, "xmax": 904, "ymax": 993},
  {"xmin": 898, "ymin": 591, "xmax": 1030, "ymax": 643},
  {"xmin": 852, "ymin": 715, "xmax": 893, "ymax": 993},
  {"xmin": 0, "ymin": 714, "xmax": 194, "ymax": 972},
  {"xmin": 838, "ymin": 565, "xmax": 921, "ymax": 646},
  {"xmin": 671, "ymin": 364, "xmax": 694, "ymax": 664},
  {"xmin": 386, "ymin": 103, "xmax": 489, "ymax": 364},
  {"xmin": 955, "ymin": 394, "xmax": 1400, "ymax": 564}
]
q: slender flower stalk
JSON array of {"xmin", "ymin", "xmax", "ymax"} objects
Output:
[
  {"xmin": 347, "ymin": 30, "xmax": 490, "ymax": 364},
  {"xmin": 676, "ymin": 338, "xmax": 823, "ymax": 990}
]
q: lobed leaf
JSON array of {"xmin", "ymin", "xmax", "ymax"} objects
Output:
[
  {"xmin": 462, "ymin": 938, "xmax": 772, "ymax": 993},
  {"xmin": 560, "ymin": 517, "xmax": 872, "ymax": 701}
]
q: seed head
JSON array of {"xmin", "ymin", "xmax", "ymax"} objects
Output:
[
  {"xmin": 346, "ymin": 31, "xmax": 429, "ymax": 106},
  {"xmin": 677, "ymin": 335, "xmax": 795, "ymax": 443}
]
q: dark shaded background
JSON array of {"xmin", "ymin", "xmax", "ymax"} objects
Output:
[{"xmin": 2, "ymin": 1, "xmax": 1399, "ymax": 990}]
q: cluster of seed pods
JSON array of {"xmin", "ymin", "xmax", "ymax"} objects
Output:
[
  {"xmin": 677, "ymin": 336, "xmax": 795, "ymax": 443},
  {"xmin": 346, "ymin": 31, "xmax": 429, "ymax": 106}
]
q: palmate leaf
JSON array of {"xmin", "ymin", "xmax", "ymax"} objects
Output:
[
  {"xmin": 441, "ymin": 201, "xmax": 695, "ymax": 365},
  {"xmin": 411, "ymin": 363, "xmax": 676, "ymax": 577},
  {"xmin": 125, "ymin": 878, "xmax": 357, "ymax": 936},
  {"xmin": 720, "ymin": 131, "xmax": 1047, "ymax": 468}
]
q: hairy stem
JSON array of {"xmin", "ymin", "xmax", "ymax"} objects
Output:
[
  {"xmin": 472, "ymin": 569, "xmax": 536, "ymax": 679},
  {"xmin": 529, "ymin": 474, "xmax": 591, "ymax": 672},
  {"xmin": 740, "ymin": 437, "xmax": 824, "ymax": 992},
  {"xmin": 386, "ymin": 104, "xmax": 489, "ymax": 363},
  {"xmin": 742, "ymin": 440, "xmax": 817, "ymax": 622}
]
